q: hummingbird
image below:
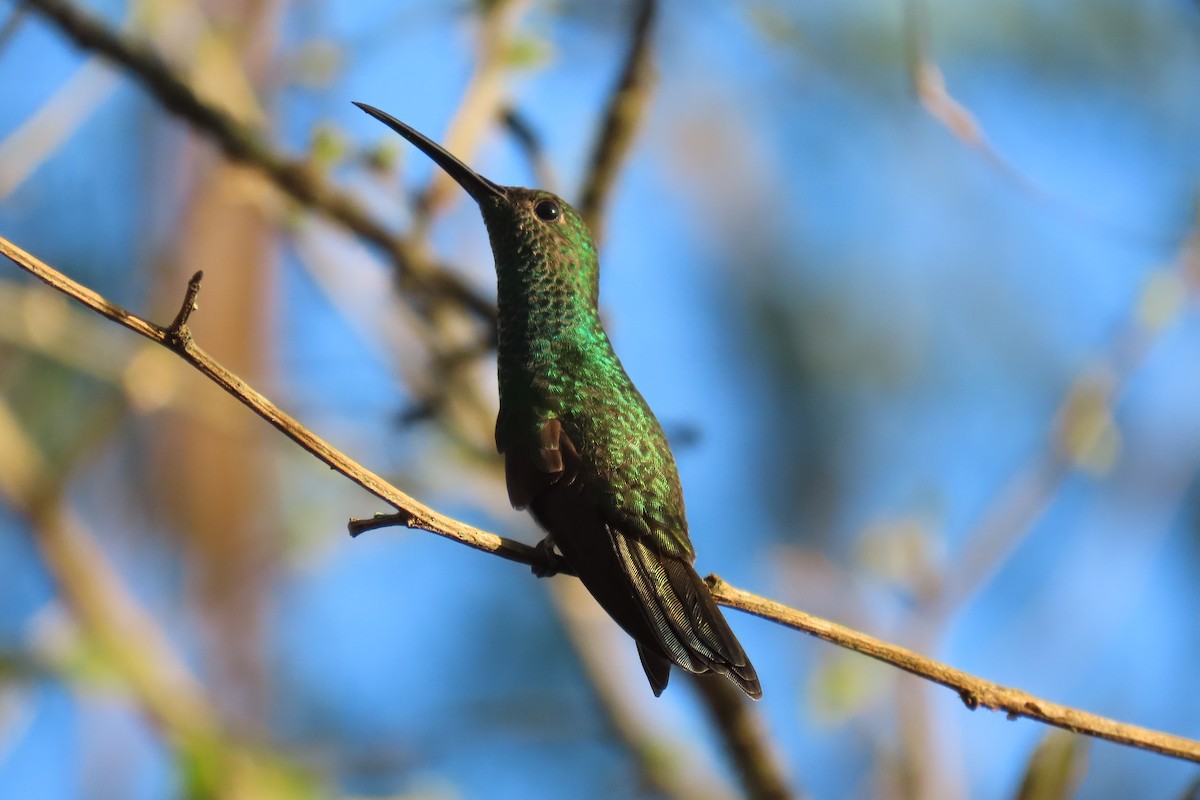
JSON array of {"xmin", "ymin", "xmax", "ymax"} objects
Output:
[{"xmin": 355, "ymin": 102, "xmax": 761, "ymax": 700}]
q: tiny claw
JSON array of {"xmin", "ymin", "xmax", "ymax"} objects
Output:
[{"xmin": 531, "ymin": 536, "xmax": 561, "ymax": 578}]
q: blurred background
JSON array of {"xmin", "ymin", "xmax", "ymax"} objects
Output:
[{"xmin": 1, "ymin": 0, "xmax": 1199, "ymax": 797}]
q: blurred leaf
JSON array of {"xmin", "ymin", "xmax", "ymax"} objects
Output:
[
  {"xmin": 807, "ymin": 650, "xmax": 888, "ymax": 725},
  {"xmin": 1136, "ymin": 269, "xmax": 1186, "ymax": 333},
  {"xmin": 505, "ymin": 33, "xmax": 552, "ymax": 70},
  {"xmin": 746, "ymin": 3, "xmax": 806, "ymax": 46},
  {"xmin": 854, "ymin": 515, "xmax": 943, "ymax": 601},
  {"xmin": 33, "ymin": 612, "xmax": 124, "ymax": 691},
  {"xmin": 289, "ymin": 39, "xmax": 343, "ymax": 88},
  {"xmin": 1013, "ymin": 730, "xmax": 1089, "ymax": 800},
  {"xmin": 180, "ymin": 739, "xmax": 323, "ymax": 800},
  {"xmin": 1054, "ymin": 372, "xmax": 1120, "ymax": 476},
  {"xmin": 363, "ymin": 140, "xmax": 401, "ymax": 175},
  {"xmin": 310, "ymin": 123, "xmax": 349, "ymax": 169}
]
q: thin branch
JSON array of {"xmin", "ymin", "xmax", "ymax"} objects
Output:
[
  {"xmin": 0, "ymin": 234, "xmax": 532, "ymax": 566},
  {"xmin": 4, "ymin": 233, "xmax": 1199, "ymax": 767},
  {"xmin": 707, "ymin": 577, "xmax": 1200, "ymax": 764},
  {"xmin": 167, "ymin": 269, "xmax": 203, "ymax": 333},
  {"xmin": 900, "ymin": 0, "xmax": 1169, "ymax": 247},
  {"xmin": 20, "ymin": 0, "xmax": 496, "ymax": 324},
  {"xmin": 502, "ymin": 106, "xmax": 556, "ymax": 190},
  {"xmin": 577, "ymin": 0, "xmax": 656, "ymax": 238}
]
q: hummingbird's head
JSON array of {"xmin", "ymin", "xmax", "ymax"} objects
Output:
[{"xmin": 354, "ymin": 102, "xmax": 600, "ymax": 304}]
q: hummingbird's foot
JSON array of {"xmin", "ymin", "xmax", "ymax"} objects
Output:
[{"xmin": 531, "ymin": 536, "xmax": 563, "ymax": 578}]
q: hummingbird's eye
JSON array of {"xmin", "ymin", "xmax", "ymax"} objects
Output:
[{"xmin": 534, "ymin": 199, "xmax": 562, "ymax": 223}]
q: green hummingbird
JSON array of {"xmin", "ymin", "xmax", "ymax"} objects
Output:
[{"xmin": 355, "ymin": 102, "xmax": 761, "ymax": 700}]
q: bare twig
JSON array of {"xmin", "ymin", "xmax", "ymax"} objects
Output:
[
  {"xmin": 167, "ymin": 269, "xmax": 203, "ymax": 334},
  {"xmin": 0, "ymin": 234, "xmax": 531, "ymax": 565},
  {"xmin": 707, "ymin": 576, "xmax": 1200, "ymax": 764},
  {"xmin": 21, "ymin": 0, "xmax": 496, "ymax": 323},
  {"xmin": 4, "ymin": 232, "xmax": 1199, "ymax": 766},
  {"xmin": 577, "ymin": 0, "xmax": 657, "ymax": 238}
]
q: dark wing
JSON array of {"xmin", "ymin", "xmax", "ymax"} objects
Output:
[{"xmin": 504, "ymin": 418, "xmax": 761, "ymax": 699}]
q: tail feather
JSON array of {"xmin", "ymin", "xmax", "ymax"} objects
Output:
[
  {"xmin": 637, "ymin": 644, "xmax": 672, "ymax": 697},
  {"xmin": 613, "ymin": 534, "xmax": 703, "ymax": 673},
  {"xmin": 516, "ymin": 435, "xmax": 761, "ymax": 699},
  {"xmin": 616, "ymin": 533, "xmax": 762, "ymax": 700}
]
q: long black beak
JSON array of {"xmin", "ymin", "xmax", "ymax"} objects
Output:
[{"xmin": 353, "ymin": 102, "xmax": 506, "ymax": 203}]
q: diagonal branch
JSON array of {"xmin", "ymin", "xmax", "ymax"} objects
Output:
[
  {"xmin": 20, "ymin": 0, "xmax": 496, "ymax": 324},
  {"xmin": 577, "ymin": 0, "xmax": 656, "ymax": 239},
  {"xmin": 710, "ymin": 578, "xmax": 1200, "ymax": 764},
  {"xmin": 4, "ymin": 232, "xmax": 1199, "ymax": 766}
]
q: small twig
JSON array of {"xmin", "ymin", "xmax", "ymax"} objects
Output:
[
  {"xmin": 899, "ymin": 0, "xmax": 1167, "ymax": 247},
  {"xmin": 577, "ymin": 0, "xmax": 657, "ymax": 238},
  {"xmin": 4, "ymin": 232, "xmax": 1199, "ymax": 766},
  {"xmin": 346, "ymin": 511, "xmax": 416, "ymax": 538},
  {"xmin": 167, "ymin": 270, "xmax": 203, "ymax": 335}
]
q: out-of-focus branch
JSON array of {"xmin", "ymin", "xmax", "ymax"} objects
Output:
[
  {"xmin": 0, "ymin": 5, "xmax": 26, "ymax": 52},
  {"xmin": 417, "ymin": 0, "xmax": 531, "ymax": 219},
  {"xmin": 4, "ymin": 233, "xmax": 1198, "ymax": 767},
  {"xmin": 20, "ymin": 0, "xmax": 496, "ymax": 324},
  {"xmin": 487, "ymin": 7, "xmax": 793, "ymax": 793},
  {"xmin": 0, "ymin": 397, "xmax": 302, "ymax": 799},
  {"xmin": 552, "ymin": 580, "xmax": 739, "ymax": 800},
  {"xmin": 900, "ymin": 0, "xmax": 1168, "ymax": 246},
  {"xmin": 501, "ymin": 106, "xmax": 556, "ymax": 190},
  {"xmin": 690, "ymin": 675, "xmax": 795, "ymax": 800},
  {"xmin": 577, "ymin": 0, "xmax": 656, "ymax": 238},
  {"xmin": 0, "ymin": 235, "xmax": 536, "ymax": 566},
  {"xmin": 0, "ymin": 57, "xmax": 118, "ymax": 198},
  {"xmin": 909, "ymin": 223, "xmax": 1198, "ymax": 639},
  {"xmin": 902, "ymin": 0, "xmax": 986, "ymax": 151}
]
